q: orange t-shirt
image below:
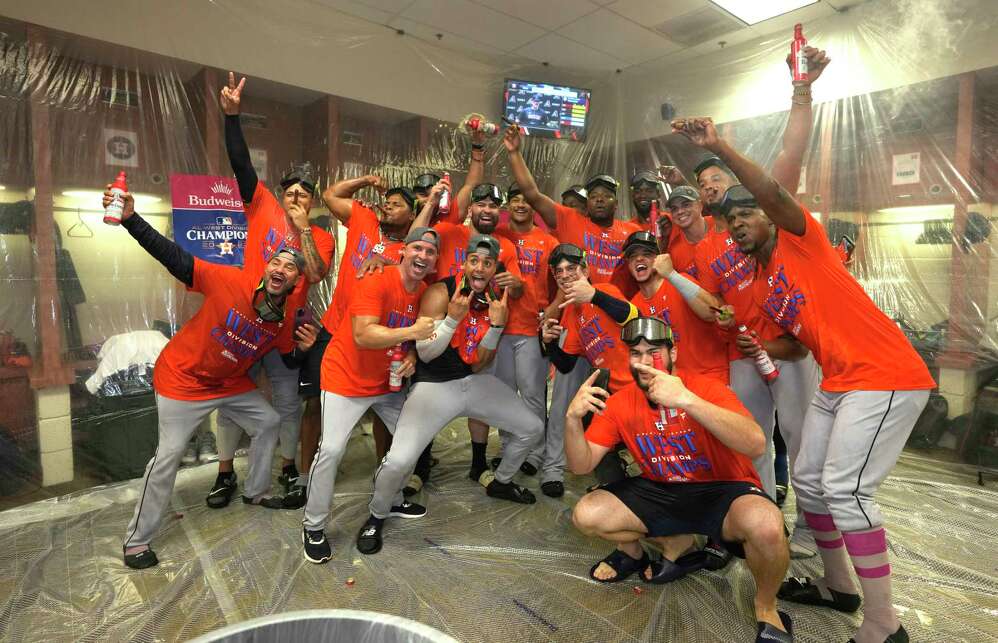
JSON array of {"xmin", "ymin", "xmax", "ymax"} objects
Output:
[
  {"xmin": 553, "ymin": 204, "xmax": 640, "ymax": 284},
  {"xmin": 321, "ymin": 201, "xmax": 406, "ymax": 334},
  {"xmin": 321, "ymin": 266, "xmax": 425, "ymax": 397},
  {"xmin": 154, "ymin": 259, "xmax": 283, "ymax": 400},
  {"xmin": 243, "ymin": 182, "xmax": 335, "ymax": 350},
  {"xmin": 586, "ymin": 375, "xmax": 760, "ymax": 485},
  {"xmin": 494, "ymin": 224, "xmax": 558, "ymax": 336},
  {"xmin": 561, "ymin": 283, "xmax": 632, "ymax": 393},
  {"xmin": 449, "ymin": 273, "xmax": 496, "ymax": 365},
  {"xmin": 667, "ymin": 218, "xmax": 712, "ymax": 280},
  {"xmin": 432, "ymin": 221, "xmax": 523, "ymax": 285},
  {"xmin": 752, "ymin": 207, "xmax": 935, "ymax": 392},
  {"xmin": 694, "ymin": 228, "xmax": 783, "ymax": 362},
  {"xmin": 632, "ymin": 279, "xmax": 729, "ymax": 383}
]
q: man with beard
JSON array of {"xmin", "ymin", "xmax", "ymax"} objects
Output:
[
  {"xmin": 207, "ymin": 74, "xmax": 335, "ymax": 511},
  {"xmin": 677, "ymin": 117, "xmax": 933, "ymax": 643},
  {"xmin": 278, "ymin": 176, "xmax": 445, "ymax": 509},
  {"xmin": 357, "ymin": 235, "xmax": 544, "ymax": 554},
  {"xmin": 301, "ymin": 228, "xmax": 439, "ymax": 564},
  {"xmin": 489, "ymin": 183, "xmax": 559, "ymax": 494},
  {"xmin": 566, "ymin": 316, "xmax": 792, "ymax": 642},
  {"xmin": 109, "ymin": 189, "xmax": 315, "ymax": 569}
]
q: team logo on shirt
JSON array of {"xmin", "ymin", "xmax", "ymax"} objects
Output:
[
  {"xmin": 634, "ymin": 425, "xmax": 711, "ymax": 481},
  {"xmin": 578, "ymin": 312, "xmax": 615, "ymax": 361},
  {"xmin": 761, "ymin": 264, "xmax": 806, "ymax": 335},
  {"xmin": 582, "ymin": 232, "xmax": 624, "ymax": 275},
  {"xmin": 708, "ymin": 241, "xmax": 754, "ymax": 295},
  {"xmin": 516, "ymin": 246, "xmax": 543, "ymax": 276},
  {"xmin": 210, "ymin": 307, "xmax": 278, "ymax": 360}
]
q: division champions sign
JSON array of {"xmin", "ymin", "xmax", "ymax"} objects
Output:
[{"xmin": 170, "ymin": 174, "xmax": 247, "ymax": 266}]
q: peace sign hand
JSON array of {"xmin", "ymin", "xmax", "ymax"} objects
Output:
[{"xmin": 220, "ymin": 72, "xmax": 245, "ymax": 115}]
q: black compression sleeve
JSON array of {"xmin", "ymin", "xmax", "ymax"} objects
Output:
[
  {"xmin": 591, "ymin": 288, "xmax": 638, "ymax": 325},
  {"xmin": 225, "ymin": 114, "xmax": 258, "ymax": 203},
  {"xmin": 121, "ymin": 214, "xmax": 195, "ymax": 287},
  {"xmin": 547, "ymin": 343, "xmax": 579, "ymax": 373}
]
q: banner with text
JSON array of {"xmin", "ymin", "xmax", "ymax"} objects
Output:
[{"xmin": 170, "ymin": 174, "xmax": 247, "ymax": 266}]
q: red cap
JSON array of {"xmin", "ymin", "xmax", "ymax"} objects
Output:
[{"xmin": 111, "ymin": 171, "xmax": 128, "ymax": 191}]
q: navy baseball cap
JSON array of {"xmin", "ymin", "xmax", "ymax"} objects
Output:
[
  {"xmin": 385, "ymin": 186, "xmax": 416, "ymax": 210},
  {"xmin": 584, "ymin": 174, "xmax": 619, "ymax": 194},
  {"xmin": 561, "ymin": 185, "xmax": 587, "ymax": 202}
]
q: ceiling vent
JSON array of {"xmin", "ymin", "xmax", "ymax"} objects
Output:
[{"xmin": 654, "ymin": 7, "xmax": 745, "ymax": 48}]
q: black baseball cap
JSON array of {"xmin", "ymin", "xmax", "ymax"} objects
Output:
[
  {"xmin": 584, "ymin": 174, "xmax": 619, "ymax": 194},
  {"xmin": 413, "ymin": 173, "xmax": 441, "ymax": 191},
  {"xmin": 718, "ymin": 184, "xmax": 759, "ymax": 217},
  {"xmin": 561, "ymin": 185, "xmax": 587, "ymax": 202},
  {"xmin": 471, "ymin": 183, "xmax": 502, "ymax": 205},
  {"xmin": 467, "ymin": 233, "xmax": 500, "ymax": 259},
  {"xmin": 693, "ymin": 155, "xmax": 730, "ymax": 179},
  {"xmin": 279, "ymin": 163, "xmax": 317, "ymax": 195},
  {"xmin": 548, "ymin": 243, "xmax": 586, "ymax": 268},
  {"xmin": 629, "ymin": 170, "xmax": 660, "ymax": 188},
  {"xmin": 404, "ymin": 226, "xmax": 440, "ymax": 249},
  {"xmin": 622, "ymin": 231, "xmax": 659, "ymax": 258},
  {"xmin": 275, "ymin": 247, "xmax": 305, "ymax": 271},
  {"xmin": 385, "ymin": 186, "xmax": 416, "ymax": 210},
  {"xmin": 506, "ymin": 182, "xmax": 523, "ymax": 202},
  {"xmin": 666, "ymin": 185, "xmax": 700, "ymax": 207},
  {"xmin": 621, "ymin": 317, "xmax": 674, "ymax": 348}
]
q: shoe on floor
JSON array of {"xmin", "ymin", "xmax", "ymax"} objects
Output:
[
  {"xmin": 206, "ymin": 473, "xmax": 237, "ymax": 508},
  {"xmin": 283, "ymin": 485, "xmax": 307, "ymax": 509},
  {"xmin": 197, "ymin": 431, "xmax": 219, "ymax": 463},
  {"xmin": 388, "ymin": 501, "xmax": 426, "ymax": 518},
  {"xmin": 486, "ymin": 479, "xmax": 536, "ymax": 504},
  {"xmin": 848, "ymin": 624, "xmax": 908, "ymax": 643},
  {"xmin": 756, "ymin": 611, "xmax": 793, "ymax": 643},
  {"xmin": 302, "ymin": 527, "xmax": 331, "ymax": 564},
  {"xmin": 123, "ymin": 547, "xmax": 159, "ymax": 570},
  {"xmin": 541, "ymin": 480, "xmax": 564, "ymax": 498},
  {"xmin": 181, "ymin": 441, "xmax": 198, "ymax": 466},
  {"xmin": 778, "ymin": 577, "xmax": 861, "ymax": 613},
  {"xmin": 242, "ymin": 495, "xmax": 284, "ymax": 509},
  {"xmin": 702, "ymin": 538, "xmax": 733, "ymax": 571},
  {"xmin": 356, "ymin": 516, "xmax": 385, "ymax": 555},
  {"xmin": 519, "ymin": 461, "xmax": 538, "ymax": 476},
  {"xmin": 469, "ymin": 462, "xmax": 489, "ymax": 483},
  {"xmin": 278, "ymin": 464, "xmax": 300, "ymax": 493},
  {"xmin": 775, "ymin": 484, "xmax": 788, "ymax": 507},
  {"xmin": 402, "ymin": 474, "xmax": 424, "ymax": 497}
]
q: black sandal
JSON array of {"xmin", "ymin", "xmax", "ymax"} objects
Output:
[
  {"xmin": 589, "ymin": 549, "xmax": 651, "ymax": 583},
  {"xmin": 778, "ymin": 576, "xmax": 861, "ymax": 613},
  {"xmin": 644, "ymin": 550, "xmax": 709, "ymax": 584},
  {"xmin": 756, "ymin": 611, "xmax": 793, "ymax": 643}
]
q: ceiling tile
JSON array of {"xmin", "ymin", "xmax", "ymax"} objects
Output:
[
  {"xmin": 309, "ymin": 0, "xmax": 395, "ymax": 24},
  {"xmin": 604, "ymin": 0, "xmax": 705, "ymax": 25},
  {"xmin": 472, "ymin": 0, "xmax": 601, "ymax": 31},
  {"xmin": 745, "ymin": 2, "xmax": 835, "ymax": 40},
  {"xmin": 516, "ymin": 32, "xmax": 628, "ymax": 71},
  {"xmin": 387, "ymin": 16, "xmax": 510, "ymax": 57},
  {"xmin": 556, "ymin": 8, "xmax": 681, "ymax": 64},
  {"xmin": 401, "ymin": 0, "xmax": 546, "ymax": 51},
  {"xmin": 353, "ymin": 0, "xmax": 418, "ymax": 13}
]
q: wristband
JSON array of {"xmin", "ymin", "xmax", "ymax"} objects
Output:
[
  {"xmin": 480, "ymin": 326, "xmax": 503, "ymax": 350},
  {"xmin": 666, "ymin": 270, "xmax": 701, "ymax": 300}
]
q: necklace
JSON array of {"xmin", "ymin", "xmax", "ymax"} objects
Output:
[{"xmin": 372, "ymin": 225, "xmax": 405, "ymax": 257}]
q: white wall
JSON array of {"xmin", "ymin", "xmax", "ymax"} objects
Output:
[{"xmin": 620, "ymin": 0, "xmax": 998, "ymax": 140}]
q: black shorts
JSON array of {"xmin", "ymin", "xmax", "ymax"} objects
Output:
[
  {"xmin": 603, "ymin": 477, "xmax": 771, "ymax": 558},
  {"xmin": 298, "ymin": 326, "xmax": 332, "ymax": 398}
]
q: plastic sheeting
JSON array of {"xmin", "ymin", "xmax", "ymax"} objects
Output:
[{"xmin": 0, "ymin": 424, "xmax": 996, "ymax": 642}]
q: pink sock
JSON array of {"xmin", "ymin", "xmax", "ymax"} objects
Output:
[
  {"xmin": 843, "ymin": 527, "xmax": 899, "ymax": 642},
  {"xmin": 803, "ymin": 511, "xmax": 856, "ymax": 594}
]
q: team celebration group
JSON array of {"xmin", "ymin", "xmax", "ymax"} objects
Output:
[{"xmin": 106, "ymin": 41, "xmax": 932, "ymax": 643}]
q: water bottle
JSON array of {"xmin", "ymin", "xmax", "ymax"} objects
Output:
[
  {"xmin": 739, "ymin": 325, "xmax": 780, "ymax": 382},
  {"xmin": 388, "ymin": 345, "xmax": 405, "ymax": 392},
  {"xmin": 438, "ymin": 172, "xmax": 451, "ymax": 217},
  {"xmin": 791, "ymin": 24, "xmax": 808, "ymax": 83},
  {"xmin": 104, "ymin": 171, "xmax": 128, "ymax": 225}
]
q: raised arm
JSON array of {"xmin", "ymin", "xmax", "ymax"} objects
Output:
[
  {"xmin": 321, "ymin": 175, "xmax": 387, "ymax": 225},
  {"xmin": 105, "ymin": 189, "xmax": 194, "ymax": 287},
  {"xmin": 411, "ymin": 176, "xmax": 450, "ymax": 229},
  {"xmin": 220, "ymin": 73, "xmax": 257, "ymax": 204},
  {"xmin": 771, "ymin": 47, "xmax": 830, "ymax": 192},
  {"xmin": 503, "ymin": 124, "xmax": 558, "ymax": 229},
  {"xmin": 564, "ymin": 371, "xmax": 614, "ymax": 474},
  {"xmin": 673, "ymin": 118, "xmax": 806, "ymax": 236},
  {"xmin": 450, "ymin": 125, "xmax": 488, "ymax": 222}
]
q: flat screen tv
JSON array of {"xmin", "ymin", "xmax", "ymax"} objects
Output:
[{"xmin": 502, "ymin": 79, "xmax": 591, "ymax": 141}]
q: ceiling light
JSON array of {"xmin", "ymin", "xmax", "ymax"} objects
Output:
[
  {"xmin": 709, "ymin": 0, "xmax": 818, "ymax": 25},
  {"xmin": 62, "ymin": 189, "xmax": 162, "ymax": 206},
  {"xmin": 0, "ymin": 185, "xmax": 5, "ymax": 190}
]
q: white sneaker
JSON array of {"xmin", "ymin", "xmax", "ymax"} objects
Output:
[
  {"xmin": 198, "ymin": 431, "xmax": 219, "ymax": 463},
  {"xmin": 181, "ymin": 441, "xmax": 198, "ymax": 466}
]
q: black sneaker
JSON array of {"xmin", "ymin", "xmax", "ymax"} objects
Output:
[
  {"xmin": 402, "ymin": 474, "xmax": 424, "ymax": 498},
  {"xmin": 283, "ymin": 485, "xmax": 307, "ymax": 509},
  {"xmin": 469, "ymin": 462, "xmax": 489, "ymax": 482},
  {"xmin": 123, "ymin": 547, "xmax": 159, "ymax": 569},
  {"xmin": 756, "ymin": 611, "xmax": 793, "ymax": 643},
  {"xmin": 775, "ymin": 484, "xmax": 788, "ymax": 507},
  {"xmin": 278, "ymin": 464, "xmax": 300, "ymax": 493},
  {"xmin": 703, "ymin": 538, "xmax": 733, "ymax": 571},
  {"xmin": 242, "ymin": 495, "xmax": 284, "ymax": 509},
  {"xmin": 206, "ymin": 473, "xmax": 237, "ymax": 509},
  {"xmin": 356, "ymin": 516, "xmax": 384, "ymax": 555},
  {"xmin": 388, "ymin": 501, "xmax": 426, "ymax": 518},
  {"xmin": 486, "ymin": 479, "xmax": 536, "ymax": 504},
  {"xmin": 520, "ymin": 461, "xmax": 538, "ymax": 476},
  {"xmin": 302, "ymin": 528, "xmax": 331, "ymax": 564},
  {"xmin": 541, "ymin": 480, "xmax": 565, "ymax": 498}
]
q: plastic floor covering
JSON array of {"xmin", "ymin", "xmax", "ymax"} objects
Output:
[{"xmin": 1, "ymin": 421, "xmax": 997, "ymax": 643}]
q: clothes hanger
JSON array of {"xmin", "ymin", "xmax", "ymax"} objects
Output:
[{"xmin": 67, "ymin": 208, "xmax": 93, "ymax": 238}]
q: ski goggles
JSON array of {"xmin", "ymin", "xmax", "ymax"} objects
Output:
[
  {"xmin": 621, "ymin": 317, "xmax": 674, "ymax": 348},
  {"xmin": 548, "ymin": 243, "xmax": 586, "ymax": 268}
]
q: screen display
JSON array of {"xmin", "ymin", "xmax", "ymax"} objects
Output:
[{"xmin": 503, "ymin": 79, "xmax": 591, "ymax": 141}]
